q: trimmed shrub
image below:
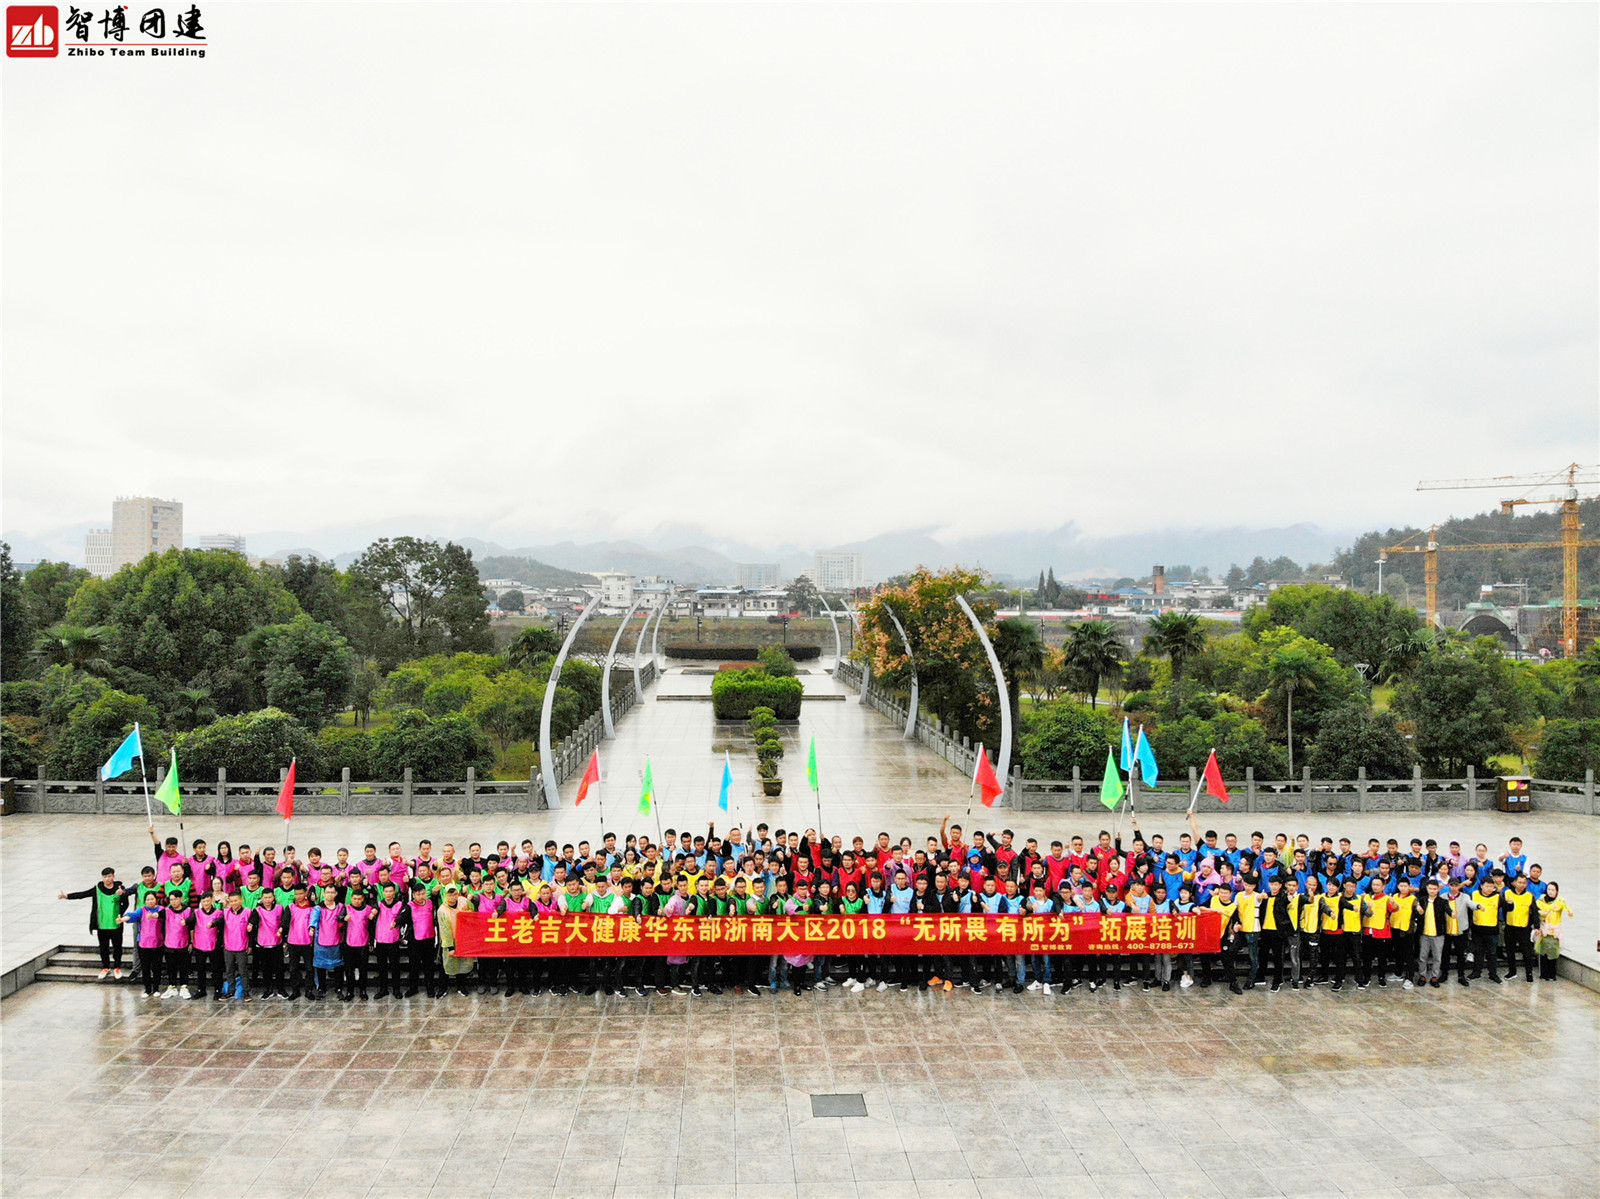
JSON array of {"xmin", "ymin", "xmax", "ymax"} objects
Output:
[
  {"xmin": 666, "ymin": 644, "xmax": 821, "ymax": 662},
  {"xmin": 712, "ymin": 671, "xmax": 803, "ymax": 720}
]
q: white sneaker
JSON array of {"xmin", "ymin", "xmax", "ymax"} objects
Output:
[
  {"xmin": 1026, "ymin": 980, "xmax": 1040, "ymax": 991},
  {"xmin": 850, "ymin": 981, "xmax": 865, "ymax": 993},
  {"xmin": 876, "ymin": 981, "xmax": 889, "ymax": 992},
  {"xmin": 112, "ymin": 969, "xmax": 123, "ymax": 980},
  {"xmin": 97, "ymin": 968, "xmax": 110, "ymax": 980},
  {"xmin": 1180, "ymin": 975, "xmax": 1193, "ymax": 989},
  {"xmin": 1402, "ymin": 979, "xmax": 1414, "ymax": 990},
  {"xmin": 161, "ymin": 986, "xmax": 176, "ymax": 998},
  {"xmin": 1042, "ymin": 984, "xmax": 1053, "ymax": 996},
  {"xmin": 816, "ymin": 980, "xmax": 829, "ymax": 990},
  {"xmin": 843, "ymin": 978, "xmax": 857, "ymax": 987}
]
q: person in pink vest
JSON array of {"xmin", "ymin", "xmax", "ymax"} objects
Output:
[
  {"xmin": 384, "ymin": 842, "xmax": 410, "ymax": 889},
  {"xmin": 342, "ymin": 890, "xmax": 375, "ymax": 1001},
  {"xmin": 191, "ymin": 894, "xmax": 224, "ymax": 1000},
  {"xmin": 285, "ymin": 885, "xmax": 318, "ymax": 1000},
  {"xmin": 254, "ymin": 890, "xmax": 287, "ymax": 998},
  {"xmin": 123, "ymin": 890, "xmax": 168, "ymax": 996},
  {"xmin": 406, "ymin": 882, "xmax": 438, "ymax": 998},
  {"xmin": 187, "ymin": 840, "xmax": 216, "ymax": 897},
  {"xmin": 354, "ymin": 844, "xmax": 383, "ymax": 888},
  {"xmin": 499, "ymin": 881, "xmax": 534, "ymax": 996},
  {"xmin": 159, "ymin": 889, "xmax": 194, "ymax": 998},
  {"xmin": 372, "ymin": 882, "xmax": 407, "ymax": 998},
  {"xmin": 220, "ymin": 893, "xmax": 254, "ymax": 1001},
  {"xmin": 311, "ymin": 890, "xmax": 344, "ymax": 997}
]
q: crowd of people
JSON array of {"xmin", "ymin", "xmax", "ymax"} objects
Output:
[{"xmin": 58, "ymin": 813, "xmax": 1575, "ymax": 1003}]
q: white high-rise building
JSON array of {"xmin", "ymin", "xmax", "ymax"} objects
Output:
[
  {"xmin": 84, "ymin": 529, "xmax": 114, "ymax": 578},
  {"xmin": 736, "ymin": 563, "xmax": 780, "ymax": 589},
  {"xmin": 198, "ymin": 533, "xmax": 247, "ymax": 554},
  {"xmin": 812, "ymin": 549, "xmax": 865, "ymax": 590},
  {"xmin": 111, "ymin": 496, "xmax": 183, "ymax": 571},
  {"xmin": 593, "ymin": 571, "xmax": 636, "ymax": 608}
]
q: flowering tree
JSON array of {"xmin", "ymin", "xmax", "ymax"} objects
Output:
[{"xmin": 854, "ymin": 566, "xmax": 1000, "ymax": 750}]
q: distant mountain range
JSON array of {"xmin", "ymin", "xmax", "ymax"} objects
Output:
[{"xmin": 3, "ymin": 517, "xmax": 1355, "ymax": 586}]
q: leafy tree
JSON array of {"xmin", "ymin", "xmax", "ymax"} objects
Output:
[
  {"xmin": 1224, "ymin": 564, "xmax": 1247, "ymax": 589},
  {"xmin": 242, "ymin": 613, "xmax": 357, "ymax": 729},
  {"xmin": 784, "ymin": 576, "xmax": 820, "ymax": 616},
  {"xmin": 31, "ymin": 624, "xmax": 114, "ymax": 676},
  {"xmin": 177, "ymin": 708, "xmax": 318, "ymax": 782},
  {"xmin": 1267, "ymin": 641, "xmax": 1321, "ymax": 777},
  {"xmin": 1063, "ymin": 620, "xmax": 1123, "ymax": 708},
  {"xmin": 757, "ymin": 645, "xmax": 797, "ymax": 677},
  {"xmin": 1147, "ymin": 713, "xmax": 1289, "ymax": 780},
  {"xmin": 66, "ymin": 548, "xmax": 300, "ymax": 715},
  {"xmin": 347, "ymin": 537, "xmax": 493, "ymax": 670},
  {"xmin": 1017, "ymin": 700, "xmax": 1116, "ymax": 778},
  {"xmin": 1393, "ymin": 643, "xmax": 1515, "ymax": 774},
  {"xmin": 0, "ymin": 544, "xmax": 30, "ymax": 681},
  {"xmin": 497, "ymin": 589, "xmax": 526, "ymax": 613},
  {"xmin": 1304, "ymin": 703, "xmax": 1415, "ymax": 780},
  {"xmin": 0, "ymin": 716, "xmax": 44, "ymax": 778},
  {"xmin": 368, "ymin": 709, "xmax": 494, "ymax": 781},
  {"xmin": 47, "ymin": 689, "xmax": 166, "ymax": 778},
  {"xmin": 1243, "ymin": 584, "xmax": 1422, "ymax": 676},
  {"xmin": 465, "ymin": 671, "xmax": 544, "ymax": 751},
  {"xmin": 1535, "ymin": 719, "xmax": 1600, "ymax": 781},
  {"xmin": 316, "ymin": 726, "xmax": 374, "ymax": 780},
  {"xmin": 992, "ymin": 618, "xmax": 1044, "ymax": 736},
  {"xmin": 1144, "ymin": 611, "xmax": 1206, "ymax": 679},
  {"xmin": 170, "ymin": 688, "xmax": 218, "ymax": 732},
  {"xmin": 272, "ymin": 555, "xmax": 351, "ymax": 634},
  {"xmin": 505, "ymin": 625, "xmax": 563, "ymax": 669}
]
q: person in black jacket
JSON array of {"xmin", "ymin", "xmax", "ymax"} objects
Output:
[{"xmin": 59, "ymin": 867, "xmax": 130, "ymax": 978}]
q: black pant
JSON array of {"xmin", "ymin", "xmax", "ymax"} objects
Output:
[
  {"xmin": 375, "ymin": 943, "xmax": 401, "ymax": 992},
  {"xmin": 96, "ymin": 927, "xmax": 124, "ymax": 969},
  {"xmin": 256, "ymin": 946, "xmax": 285, "ymax": 995},
  {"xmin": 1391, "ymin": 934, "xmax": 1417, "ymax": 981},
  {"xmin": 141, "ymin": 946, "xmax": 164, "ymax": 993},
  {"xmin": 1260, "ymin": 931, "xmax": 1286, "ymax": 986},
  {"xmin": 1539, "ymin": 945, "xmax": 1558, "ymax": 980},
  {"xmin": 408, "ymin": 939, "xmax": 437, "ymax": 994},
  {"xmin": 343, "ymin": 947, "xmax": 368, "ymax": 995},
  {"xmin": 162, "ymin": 948, "xmax": 189, "ymax": 991},
  {"xmin": 1324, "ymin": 934, "xmax": 1353, "ymax": 984},
  {"xmin": 1470, "ymin": 927, "xmax": 1501, "ymax": 980},
  {"xmin": 194, "ymin": 949, "xmax": 223, "ymax": 996},
  {"xmin": 1443, "ymin": 934, "xmax": 1468, "ymax": 981},
  {"xmin": 1504, "ymin": 926, "xmax": 1534, "ymax": 979},
  {"xmin": 287, "ymin": 943, "xmax": 315, "ymax": 995}
]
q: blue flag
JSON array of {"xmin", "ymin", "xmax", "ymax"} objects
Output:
[
  {"xmin": 718, "ymin": 751, "xmax": 732, "ymax": 812},
  {"xmin": 1134, "ymin": 725, "xmax": 1159, "ymax": 787},
  {"xmin": 100, "ymin": 724, "xmax": 143, "ymax": 781},
  {"xmin": 1119, "ymin": 717, "xmax": 1133, "ymax": 772}
]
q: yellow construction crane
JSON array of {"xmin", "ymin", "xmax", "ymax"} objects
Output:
[{"xmin": 1383, "ymin": 464, "xmax": 1599, "ymax": 657}]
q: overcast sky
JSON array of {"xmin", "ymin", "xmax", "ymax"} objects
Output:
[{"xmin": 4, "ymin": 3, "xmax": 1596, "ymax": 556}]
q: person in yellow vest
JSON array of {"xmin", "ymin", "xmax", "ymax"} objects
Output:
[
  {"xmin": 1202, "ymin": 885, "xmax": 1243, "ymax": 994},
  {"xmin": 1467, "ymin": 877, "xmax": 1503, "ymax": 984},
  {"xmin": 1259, "ymin": 877, "xmax": 1290, "ymax": 992},
  {"xmin": 1325, "ymin": 879, "xmax": 1363, "ymax": 991},
  {"xmin": 1416, "ymin": 879, "xmax": 1451, "ymax": 987},
  {"xmin": 1500, "ymin": 875, "xmax": 1539, "ymax": 982},
  {"xmin": 1292, "ymin": 877, "xmax": 1321, "ymax": 989},
  {"xmin": 1535, "ymin": 882, "xmax": 1573, "ymax": 981},
  {"xmin": 1234, "ymin": 877, "xmax": 1262, "ymax": 988},
  {"xmin": 1360, "ymin": 880, "xmax": 1394, "ymax": 990},
  {"xmin": 1389, "ymin": 880, "xmax": 1419, "ymax": 990}
]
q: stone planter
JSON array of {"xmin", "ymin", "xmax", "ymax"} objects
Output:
[{"xmin": 761, "ymin": 778, "xmax": 783, "ymax": 796}]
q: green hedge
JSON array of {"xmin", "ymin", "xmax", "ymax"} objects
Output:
[
  {"xmin": 711, "ymin": 672, "xmax": 803, "ymax": 719},
  {"xmin": 666, "ymin": 644, "xmax": 821, "ymax": 662}
]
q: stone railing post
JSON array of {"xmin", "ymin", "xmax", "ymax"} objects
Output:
[
  {"xmin": 1357, "ymin": 766, "xmax": 1368, "ymax": 813},
  {"xmin": 1011, "ymin": 766, "xmax": 1022, "ymax": 808},
  {"xmin": 1587, "ymin": 768, "xmax": 1596, "ymax": 816},
  {"xmin": 403, "ymin": 767, "xmax": 413, "ymax": 816},
  {"xmin": 218, "ymin": 767, "xmax": 228, "ymax": 815},
  {"xmin": 530, "ymin": 764, "xmax": 541, "ymax": 810},
  {"xmin": 341, "ymin": 767, "xmax": 351, "ymax": 816},
  {"xmin": 1301, "ymin": 766, "xmax": 1311, "ymax": 812},
  {"xmin": 466, "ymin": 766, "xmax": 477, "ymax": 814},
  {"xmin": 1072, "ymin": 764, "xmax": 1082, "ymax": 812},
  {"xmin": 35, "ymin": 765, "xmax": 46, "ymax": 811},
  {"xmin": 1245, "ymin": 766, "xmax": 1255, "ymax": 811},
  {"xmin": 1465, "ymin": 764, "xmax": 1475, "ymax": 811},
  {"xmin": 94, "ymin": 772, "xmax": 105, "ymax": 815},
  {"xmin": 1412, "ymin": 763, "xmax": 1423, "ymax": 810}
]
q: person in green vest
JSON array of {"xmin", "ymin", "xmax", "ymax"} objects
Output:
[
  {"xmin": 59, "ymin": 867, "xmax": 130, "ymax": 979},
  {"xmin": 238, "ymin": 870, "xmax": 265, "ymax": 909}
]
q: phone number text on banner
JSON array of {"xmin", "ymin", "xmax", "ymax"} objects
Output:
[{"xmin": 455, "ymin": 911, "xmax": 1222, "ymax": 957}]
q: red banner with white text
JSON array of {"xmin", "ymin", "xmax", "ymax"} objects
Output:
[{"xmin": 455, "ymin": 911, "xmax": 1222, "ymax": 957}]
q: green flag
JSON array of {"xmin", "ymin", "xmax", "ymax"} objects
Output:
[
  {"xmin": 1099, "ymin": 746, "xmax": 1124, "ymax": 811},
  {"xmin": 806, "ymin": 736, "xmax": 819, "ymax": 792},
  {"xmin": 154, "ymin": 747, "xmax": 182, "ymax": 816},
  {"xmin": 637, "ymin": 758, "xmax": 654, "ymax": 813}
]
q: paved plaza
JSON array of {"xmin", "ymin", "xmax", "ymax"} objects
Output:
[{"xmin": 4, "ymin": 665, "xmax": 1598, "ymax": 1199}]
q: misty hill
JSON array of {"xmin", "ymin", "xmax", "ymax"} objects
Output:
[{"xmin": 474, "ymin": 555, "xmax": 597, "ymax": 590}]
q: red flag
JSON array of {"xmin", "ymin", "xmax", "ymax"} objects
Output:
[
  {"xmin": 575, "ymin": 750, "xmax": 600, "ymax": 806},
  {"xmin": 1202, "ymin": 750, "xmax": 1230, "ymax": 804},
  {"xmin": 973, "ymin": 752, "xmax": 1003, "ymax": 808},
  {"xmin": 276, "ymin": 758, "xmax": 297, "ymax": 820}
]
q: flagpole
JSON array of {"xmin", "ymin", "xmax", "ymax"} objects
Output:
[
  {"xmin": 135, "ymin": 723, "xmax": 153, "ymax": 825},
  {"xmin": 1187, "ymin": 746, "xmax": 1215, "ymax": 813}
]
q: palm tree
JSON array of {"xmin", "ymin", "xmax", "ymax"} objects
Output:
[
  {"xmin": 1144, "ymin": 611, "xmax": 1206, "ymax": 679},
  {"xmin": 1268, "ymin": 645, "xmax": 1319, "ymax": 778},
  {"xmin": 31, "ymin": 623, "xmax": 113, "ymax": 675},
  {"xmin": 171, "ymin": 688, "xmax": 217, "ymax": 731},
  {"xmin": 992, "ymin": 618, "xmax": 1045, "ymax": 736},
  {"xmin": 1064, "ymin": 620, "xmax": 1124, "ymax": 708}
]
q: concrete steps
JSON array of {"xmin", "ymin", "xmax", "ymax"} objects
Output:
[{"xmin": 35, "ymin": 945, "xmax": 140, "ymax": 983}]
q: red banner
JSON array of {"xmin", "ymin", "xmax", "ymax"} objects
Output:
[{"xmin": 455, "ymin": 911, "xmax": 1221, "ymax": 957}]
